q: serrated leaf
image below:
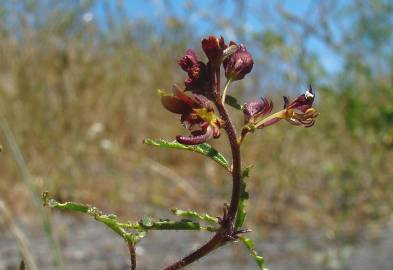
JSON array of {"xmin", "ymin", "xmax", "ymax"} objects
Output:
[
  {"xmin": 140, "ymin": 215, "xmax": 154, "ymax": 227},
  {"xmin": 235, "ymin": 166, "xmax": 253, "ymax": 229},
  {"xmin": 46, "ymin": 199, "xmax": 90, "ymax": 213},
  {"xmin": 255, "ymin": 256, "xmax": 265, "ymax": 269},
  {"xmin": 225, "ymin": 95, "xmax": 243, "ymax": 110},
  {"xmin": 239, "ymin": 237, "xmax": 267, "ymax": 270},
  {"xmin": 242, "ymin": 236, "xmax": 255, "ymax": 249},
  {"xmin": 152, "ymin": 220, "xmax": 201, "ymax": 230},
  {"xmin": 143, "ymin": 139, "xmax": 230, "ymax": 170},
  {"xmin": 171, "ymin": 208, "xmax": 219, "ymax": 224},
  {"xmin": 235, "ymin": 200, "xmax": 246, "ymax": 229},
  {"xmin": 43, "ymin": 194, "xmax": 137, "ymax": 244},
  {"xmin": 242, "ymin": 166, "xmax": 252, "ymax": 179}
]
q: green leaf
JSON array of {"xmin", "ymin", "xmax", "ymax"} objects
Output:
[
  {"xmin": 225, "ymin": 95, "xmax": 243, "ymax": 110},
  {"xmin": 171, "ymin": 208, "xmax": 219, "ymax": 224},
  {"xmin": 140, "ymin": 215, "xmax": 154, "ymax": 228},
  {"xmin": 43, "ymin": 192, "xmax": 90, "ymax": 214},
  {"xmin": 49, "ymin": 199, "xmax": 90, "ymax": 213},
  {"xmin": 43, "ymin": 193, "xmax": 215, "ymax": 243},
  {"xmin": 42, "ymin": 193, "xmax": 137, "ymax": 244},
  {"xmin": 239, "ymin": 237, "xmax": 267, "ymax": 270},
  {"xmin": 143, "ymin": 139, "xmax": 230, "ymax": 170},
  {"xmin": 152, "ymin": 220, "xmax": 201, "ymax": 230},
  {"xmin": 235, "ymin": 166, "xmax": 253, "ymax": 229},
  {"xmin": 242, "ymin": 237, "xmax": 254, "ymax": 249}
]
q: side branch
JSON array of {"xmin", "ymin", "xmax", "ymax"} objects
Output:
[{"xmin": 163, "ymin": 233, "xmax": 224, "ymax": 270}]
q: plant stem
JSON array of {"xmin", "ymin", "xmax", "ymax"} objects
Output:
[
  {"xmin": 128, "ymin": 243, "xmax": 136, "ymax": 270},
  {"xmin": 215, "ymin": 100, "xmax": 241, "ymax": 222},
  {"xmin": 163, "ymin": 233, "xmax": 224, "ymax": 270},
  {"xmin": 163, "ymin": 69, "xmax": 242, "ymax": 270},
  {"xmin": 221, "ymin": 79, "xmax": 232, "ymax": 104},
  {"xmin": 216, "ymin": 69, "xmax": 221, "ymax": 94}
]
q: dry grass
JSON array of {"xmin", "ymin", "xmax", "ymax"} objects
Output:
[{"xmin": 0, "ymin": 2, "xmax": 392, "ymax": 246}]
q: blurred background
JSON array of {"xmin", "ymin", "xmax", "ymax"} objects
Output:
[{"xmin": 0, "ymin": 0, "xmax": 393, "ymax": 269}]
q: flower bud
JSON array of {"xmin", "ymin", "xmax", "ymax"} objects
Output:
[
  {"xmin": 201, "ymin": 36, "xmax": 227, "ymax": 66},
  {"xmin": 223, "ymin": 43, "xmax": 253, "ymax": 81}
]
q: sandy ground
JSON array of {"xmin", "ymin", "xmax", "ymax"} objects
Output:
[{"xmin": 1, "ymin": 214, "xmax": 393, "ymax": 270}]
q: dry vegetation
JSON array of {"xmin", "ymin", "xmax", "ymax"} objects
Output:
[{"xmin": 1, "ymin": 1, "xmax": 393, "ymax": 246}]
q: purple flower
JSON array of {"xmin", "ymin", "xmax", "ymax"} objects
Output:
[
  {"xmin": 160, "ymin": 85, "xmax": 222, "ymax": 145},
  {"xmin": 243, "ymin": 97, "xmax": 273, "ymax": 124},
  {"xmin": 223, "ymin": 42, "xmax": 254, "ymax": 81},
  {"xmin": 178, "ymin": 49, "xmax": 199, "ymax": 71},
  {"xmin": 284, "ymin": 84, "xmax": 315, "ymax": 113},
  {"xmin": 254, "ymin": 85, "xmax": 318, "ymax": 129},
  {"xmin": 177, "ymin": 49, "xmax": 213, "ymax": 96}
]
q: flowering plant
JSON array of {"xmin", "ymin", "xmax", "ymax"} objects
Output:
[{"xmin": 43, "ymin": 35, "xmax": 318, "ymax": 270}]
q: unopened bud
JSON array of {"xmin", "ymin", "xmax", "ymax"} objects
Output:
[
  {"xmin": 201, "ymin": 35, "xmax": 227, "ymax": 66},
  {"xmin": 223, "ymin": 44, "xmax": 253, "ymax": 81}
]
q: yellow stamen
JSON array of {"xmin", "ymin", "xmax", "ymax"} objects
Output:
[
  {"xmin": 157, "ymin": 89, "xmax": 167, "ymax": 96},
  {"xmin": 193, "ymin": 108, "xmax": 222, "ymax": 127}
]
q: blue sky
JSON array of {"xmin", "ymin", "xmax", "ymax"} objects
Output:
[{"xmin": 94, "ymin": 0, "xmax": 344, "ymax": 74}]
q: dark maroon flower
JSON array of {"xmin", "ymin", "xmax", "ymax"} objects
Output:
[
  {"xmin": 243, "ymin": 97, "xmax": 273, "ymax": 124},
  {"xmin": 178, "ymin": 49, "xmax": 199, "ymax": 71},
  {"xmin": 201, "ymin": 35, "xmax": 227, "ymax": 67},
  {"xmin": 223, "ymin": 43, "xmax": 253, "ymax": 81},
  {"xmin": 284, "ymin": 84, "xmax": 315, "ymax": 112},
  {"xmin": 178, "ymin": 49, "xmax": 213, "ymax": 96},
  {"xmin": 160, "ymin": 85, "xmax": 222, "ymax": 145},
  {"xmin": 253, "ymin": 86, "xmax": 318, "ymax": 129},
  {"xmin": 160, "ymin": 85, "xmax": 195, "ymax": 115}
]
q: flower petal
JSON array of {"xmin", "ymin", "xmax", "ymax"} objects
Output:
[
  {"xmin": 201, "ymin": 35, "xmax": 227, "ymax": 64},
  {"xmin": 223, "ymin": 44, "xmax": 254, "ymax": 81},
  {"xmin": 161, "ymin": 95, "xmax": 191, "ymax": 114},
  {"xmin": 243, "ymin": 97, "xmax": 273, "ymax": 123},
  {"xmin": 172, "ymin": 85, "xmax": 195, "ymax": 107},
  {"xmin": 193, "ymin": 94, "xmax": 214, "ymax": 111},
  {"xmin": 287, "ymin": 85, "xmax": 315, "ymax": 112},
  {"xmin": 178, "ymin": 49, "xmax": 199, "ymax": 71},
  {"xmin": 176, "ymin": 126, "xmax": 214, "ymax": 145}
]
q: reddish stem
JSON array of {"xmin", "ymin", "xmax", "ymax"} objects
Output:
[
  {"xmin": 163, "ymin": 67, "xmax": 242, "ymax": 270},
  {"xmin": 128, "ymin": 243, "xmax": 136, "ymax": 270}
]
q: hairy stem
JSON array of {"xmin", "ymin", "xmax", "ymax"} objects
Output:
[
  {"xmin": 163, "ymin": 233, "xmax": 224, "ymax": 270},
  {"xmin": 163, "ymin": 69, "xmax": 242, "ymax": 270},
  {"xmin": 215, "ymin": 100, "xmax": 241, "ymax": 222},
  {"xmin": 128, "ymin": 243, "xmax": 136, "ymax": 270}
]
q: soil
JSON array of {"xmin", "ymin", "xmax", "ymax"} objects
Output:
[{"xmin": 1, "ymin": 214, "xmax": 393, "ymax": 270}]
